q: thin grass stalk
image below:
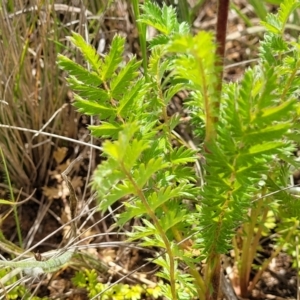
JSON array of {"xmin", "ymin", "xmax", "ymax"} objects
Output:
[
  {"xmin": 0, "ymin": 148, "xmax": 22, "ymax": 247},
  {"xmin": 177, "ymin": 0, "xmax": 191, "ymax": 24},
  {"xmin": 0, "ymin": 0, "xmax": 78, "ymax": 191},
  {"xmin": 248, "ymin": 0, "xmax": 268, "ymax": 21},
  {"xmin": 230, "ymin": 2, "xmax": 253, "ymax": 27},
  {"xmin": 131, "ymin": 0, "xmax": 148, "ymax": 79}
]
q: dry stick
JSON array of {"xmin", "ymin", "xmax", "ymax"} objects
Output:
[
  {"xmin": 32, "ymin": 103, "xmax": 69, "ymax": 139},
  {"xmin": 0, "ymin": 181, "xmax": 125, "ymax": 291},
  {"xmin": 0, "ymin": 124, "xmax": 102, "ymax": 151},
  {"xmin": 25, "ymin": 200, "xmax": 53, "ymax": 248},
  {"xmin": 61, "ymin": 156, "xmax": 82, "ymax": 237},
  {"xmin": 0, "ymin": 275, "xmax": 32, "ymax": 300},
  {"xmin": 7, "ymin": 4, "xmax": 93, "ymax": 19}
]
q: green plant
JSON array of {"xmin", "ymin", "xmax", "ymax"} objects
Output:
[
  {"xmin": 72, "ymin": 268, "xmax": 163, "ymax": 299},
  {"xmin": 0, "ymin": 147, "xmax": 22, "ymax": 246},
  {"xmin": 152, "ymin": 0, "xmax": 205, "ymax": 25},
  {"xmin": 58, "ymin": 0, "xmax": 300, "ymax": 299},
  {"xmin": 0, "ymin": 267, "xmax": 49, "ymax": 300}
]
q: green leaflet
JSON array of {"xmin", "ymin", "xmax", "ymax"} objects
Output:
[
  {"xmin": 68, "ymin": 32, "xmax": 102, "ymax": 73},
  {"xmin": 57, "ymin": 54, "xmax": 102, "ymax": 86},
  {"xmin": 73, "ymin": 95, "xmax": 115, "ymax": 118},
  {"xmin": 101, "ymin": 35, "xmax": 124, "ymax": 81}
]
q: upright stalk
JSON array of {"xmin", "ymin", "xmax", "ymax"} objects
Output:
[
  {"xmin": 215, "ymin": 0, "xmax": 230, "ymax": 96},
  {"xmin": 0, "ymin": 148, "xmax": 23, "ymax": 247},
  {"xmin": 204, "ymin": 0, "xmax": 229, "ymax": 146},
  {"xmin": 131, "ymin": 0, "xmax": 148, "ymax": 79},
  {"xmin": 203, "ymin": 1, "xmax": 230, "ymax": 299}
]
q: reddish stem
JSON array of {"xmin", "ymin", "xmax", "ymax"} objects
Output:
[{"xmin": 215, "ymin": 0, "xmax": 230, "ymax": 90}]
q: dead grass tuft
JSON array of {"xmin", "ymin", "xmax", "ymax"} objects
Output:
[{"xmin": 0, "ymin": 2, "xmax": 82, "ymax": 191}]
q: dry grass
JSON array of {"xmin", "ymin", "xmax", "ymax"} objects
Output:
[
  {"xmin": 0, "ymin": 0, "xmax": 122, "ymax": 191},
  {"xmin": 0, "ymin": 2, "xmax": 92, "ymax": 192}
]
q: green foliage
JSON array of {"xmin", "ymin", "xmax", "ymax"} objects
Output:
[
  {"xmin": 59, "ymin": 0, "xmax": 300, "ymax": 299},
  {"xmin": 72, "ymin": 269, "xmax": 163, "ymax": 299},
  {"xmin": 0, "ymin": 148, "xmax": 22, "ymax": 246},
  {"xmin": 139, "ymin": 0, "xmax": 189, "ymax": 48},
  {"xmin": 0, "ymin": 268, "xmax": 48, "ymax": 300}
]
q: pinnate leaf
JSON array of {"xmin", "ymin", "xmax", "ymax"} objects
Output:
[{"xmin": 68, "ymin": 32, "xmax": 102, "ymax": 72}]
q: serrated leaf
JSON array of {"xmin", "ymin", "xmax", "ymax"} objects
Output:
[
  {"xmin": 169, "ymin": 113, "xmax": 181, "ymax": 131},
  {"xmin": 73, "ymin": 95, "xmax": 115, "ymax": 118},
  {"xmin": 89, "ymin": 122, "xmax": 122, "ymax": 139},
  {"xmin": 164, "ymin": 83, "xmax": 185, "ymax": 104},
  {"xmin": 123, "ymin": 139, "xmax": 150, "ymax": 170},
  {"xmin": 110, "ymin": 57, "xmax": 141, "ymax": 99},
  {"xmin": 118, "ymin": 200, "xmax": 149, "ymax": 226},
  {"xmin": 102, "ymin": 123, "xmax": 147, "ymax": 166},
  {"xmin": 278, "ymin": 0, "xmax": 300, "ymax": 30},
  {"xmin": 139, "ymin": 1, "xmax": 170, "ymax": 34},
  {"xmin": 172, "ymin": 166, "xmax": 197, "ymax": 183},
  {"xmin": 101, "ymin": 181, "xmax": 135, "ymax": 210},
  {"xmin": 101, "ymin": 35, "xmax": 125, "ymax": 80},
  {"xmin": 257, "ymin": 98, "xmax": 296, "ymax": 123},
  {"xmin": 161, "ymin": 4, "xmax": 179, "ymax": 33},
  {"xmin": 169, "ymin": 146, "xmax": 197, "ymax": 165},
  {"xmin": 159, "ymin": 207, "xmax": 187, "ymax": 231},
  {"xmin": 57, "ymin": 55, "xmax": 102, "ymax": 86},
  {"xmin": 68, "ymin": 76, "xmax": 109, "ymax": 101},
  {"xmin": 117, "ymin": 78, "xmax": 144, "ymax": 117},
  {"xmin": 148, "ymin": 184, "xmax": 188, "ymax": 211},
  {"xmin": 261, "ymin": 14, "xmax": 281, "ymax": 34},
  {"xmin": 68, "ymin": 32, "xmax": 102, "ymax": 72},
  {"xmin": 243, "ymin": 123, "xmax": 291, "ymax": 144},
  {"xmin": 134, "ymin": 157, "xmax": 169, "ymax": 189},
  {"xmin": 126, "ymin": 219, "xmax": 158, "ymax": 239},
  {"xmin": 149, "ymin": 34, "xmax": 170, "ymax": 48},
  {"xmin": 249, "ymin": 142, "xmax": 284, "ymax": 155}
]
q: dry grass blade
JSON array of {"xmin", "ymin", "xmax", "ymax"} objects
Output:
[{"xmin": 0, "ymin": 1, "xmax": 78, "ymax": 192}]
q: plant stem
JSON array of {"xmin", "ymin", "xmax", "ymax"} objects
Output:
[
  {"xmin": 239, "ymin": 196, "xmax": 266, "ymax": 296},
  {"xmin": 215, "ymin": 0, "xmax": 230, "ymax": 96},
  {"xmin": 189, "ymin": 267, "xmax": 206, "ymax": 300},
  {"xmin": 249, "ymin": 220, "xmax": 299, "ymax": 292},
  {"xmin": 121, "ymin": 164, "xmax": 177, "ymax": 300},
  {"xmin": 169, "ymin": 222, "xmax": 206, "ymax": 299},
  {"xmin": 205, "ymin": 253, "xmax": 221, "ymax": 300},
  {"xmin": 202, "ymin": 4, "xmax": 230, "ymax": 296},
  {"xmin": 204, "ymin": 0, "xmax": 229, "ymax": 147},
  {"xmin": 131, "ymin": 0, "xmax": 148, "ymax": 80}
]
